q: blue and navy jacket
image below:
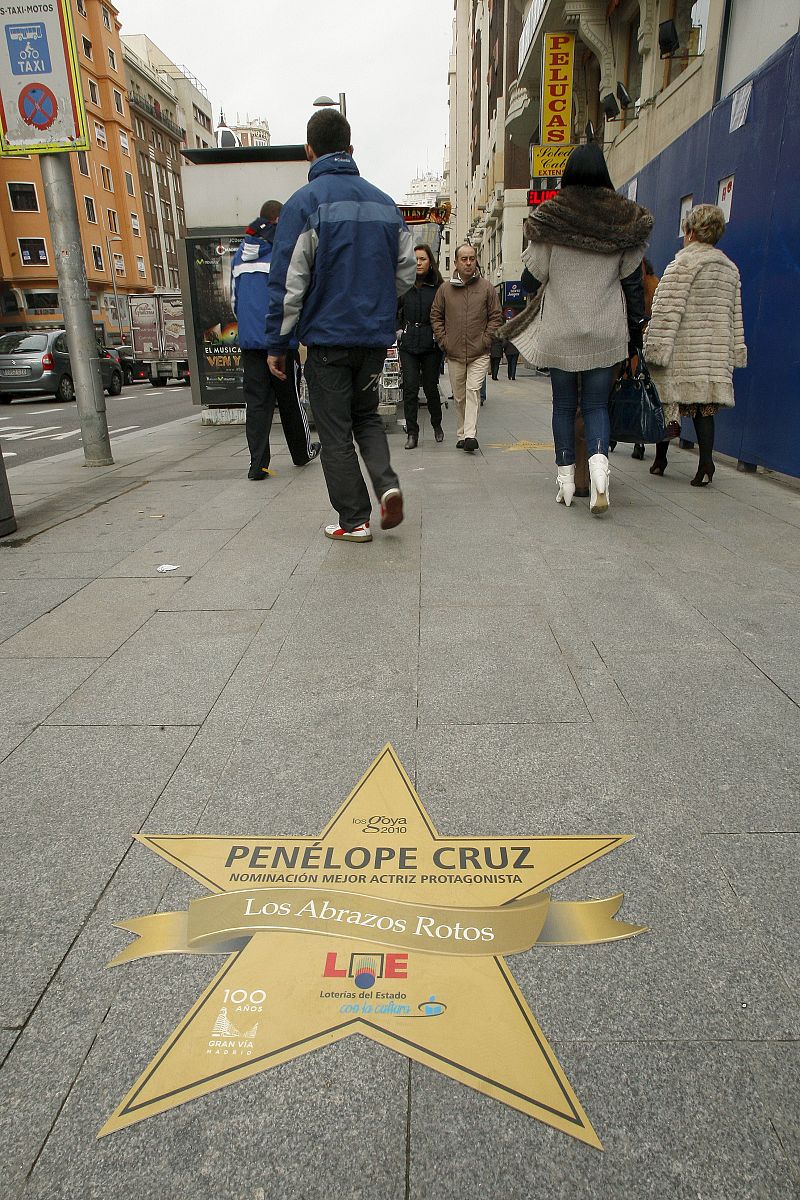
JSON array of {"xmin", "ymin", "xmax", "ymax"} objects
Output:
[
  {"xmin": 265, "ymin": 153, "xmax": 417, "ymax": 353},
  {"xmin": 232, "ymin": 220, "xmax": 298, "ymax": 351}
]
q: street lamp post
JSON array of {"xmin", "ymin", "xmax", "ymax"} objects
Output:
[
  {"xmin": 313, "ymin": 93, "xmax": 347, "ymax": 117},
  {"xmin": 105, "ymin": 233, "xmax": 124, "ymax": 345}
]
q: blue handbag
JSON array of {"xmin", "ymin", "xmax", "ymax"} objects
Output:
[{"xmin": 608, "ymin": 350, "xmax": 667, "ymax": 443}]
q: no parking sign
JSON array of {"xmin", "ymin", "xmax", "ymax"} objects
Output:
[{"xmin": 0, "ymin": 1, "xmax": 88, "ymax": 154}]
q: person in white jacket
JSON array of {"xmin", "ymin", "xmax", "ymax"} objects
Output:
[{"xmin": 645, "ymin": 204, "xmax": 747, "ymax": 486}]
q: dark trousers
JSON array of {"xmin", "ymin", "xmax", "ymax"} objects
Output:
[
  {"xmin": 400, "ymin": 349, "xmax": 443, "ymax": 437},
  {"xmin": 490, "ymin": 356, "xmax": 502, "ymax": 380},
  {"xmin": 506, "ymin": 353, "xmax": 519, "ymax": 380},
  {"xmin": 304, "ymin": 346, "xmax": 399, "ymax": 530},
  {"xmin": 242, "ymin": 348, "xmax": 314, "ymax": 471}
]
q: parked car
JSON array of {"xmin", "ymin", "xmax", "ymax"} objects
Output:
[
  {"xmin": 0, "ymin": 330, "xmax": 124, "ymax": 403},
  {"xmin": 114, "ymin": 344, "xmax": 149, "ymax": 386}
]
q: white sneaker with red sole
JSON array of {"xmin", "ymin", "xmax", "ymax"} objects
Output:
[
  {"xmin": 380, "ymin": 488, "xmax": 404, "ymax": 530},
  {"xmin": 324, "ymin": 522, "xmax": 372, "ymax": 542}
]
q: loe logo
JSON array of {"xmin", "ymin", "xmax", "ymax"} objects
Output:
[{"xmin": 323, "ymin": 951, "xmax": 408, "ymax": 989}]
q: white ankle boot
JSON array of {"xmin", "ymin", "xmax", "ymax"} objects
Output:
[
  {"xmin": 556, "ymin": 464, "xmax": 576, "ymax": 507},
  {"xmin": 588, "ymin": 453, "xmax": 610, "ymax": 514}
]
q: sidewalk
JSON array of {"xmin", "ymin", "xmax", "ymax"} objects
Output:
[{"xmin": 1, "ymin": 371, "xmax": 798, "ymax": 1199}]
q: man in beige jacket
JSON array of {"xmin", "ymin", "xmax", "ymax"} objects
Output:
[{"xmin": 431, "ymin": 245, "xmax": 502, "ymax": 451}]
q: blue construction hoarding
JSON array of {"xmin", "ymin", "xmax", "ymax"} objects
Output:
[{"xmin": 623, "ymin": 34, "xmax": 800, "ymax": 478}]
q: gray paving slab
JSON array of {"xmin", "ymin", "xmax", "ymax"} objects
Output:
[
  {"xmin": 0, "ymin": 577, "xmax": 91, "ymax": 642},
  {"xmin": 706, "ymin": 833, "xmax": 799, "ymax": 995},
  {"xmin": 746, "ymin": 1043, "xmax": 800, "ymax": 1183},
  {"xmin": 408, "ymin": 1042, "xmax": 796, "ymax": 1200},
  {"xmin": 0, "ymin": 549, "xmax": 127, "ymax": 579},
  {"xmin": 48, "ymin": 610, "xmax": 266, "ymax": 726},
  {"xmin": 0, "ymin": 578, "xmax": 186, "ymax": 658},
  {"xmin": 0, "ymin": 657, "xmax": 101, "ymax": 723},
  {"xmin": 103, "ymin": 528, "xmax": 237, "ymax": 578},
  {"xmin": 0, "ymin": 720, "xmax": 34, "ymax": 765},
  {"xmin": 0, "ymin": 723, "xmax": 195, "ymax": 1027}
]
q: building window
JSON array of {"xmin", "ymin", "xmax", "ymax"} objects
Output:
[
  {"xmin": 168, "ymin": 267, "xmax": 180, "ymax": 288},
  {"xmin": 138, "ymin": 151, "xmax": 150, "ymax": 177},
  {"xmin": 176, "ymin": 206, "xmax": 185, "ymax": 228},
  {"xmin": 134, "ymin": 117, "xmax": 145, "ymax": 140},
  {"xmin": 77, "ymin": 0, "xmax": 86, "ymax": 14},
  {"xmin": 113, "ymin": 89, "xmax": 124, "ymax": 115},
  {"xmin": 18, "ymin": 237, "xmax": 48, "ymax": 266},
  {"xmin": 101, "ymin": 166, "xmax": 114, "ymax": 191},
  {"xmin": 119, "ymin": 130, "xmax": 130, "ymax": 155},
  {"xmin": 102, "ymin": 5, "xmax": 112, "ymax": 29},
  {"xmin": 77, "ymin": 150, "xmax": 89, "ymax": 176},
  {"xmin": 161, "ymin": 200, "xmax": 172, "ymax": 222},
  {"xmin": 108, "ymin": 47, "xmax": 117, "ymax": 71},
  {"xmin": 85, "ymin": 195, "xmax": 97, "ymax": 223},
  {"xmin": 82, "ymin": 36, "xmax": 92, "ymax": 59},
  {"xmin": 664, "ymin": 0, "xmax": 710, "ymax": 88},
  {"xmin": 88, "ymin": 78, "xmax": 99, "ymax": 105},
  {"xmin": 113, "ymin": 252, "xmax": 125, "ymax": 276},
  {"xmin": 107, "ymin": 209, "xmax": 119, "ymax": 233},
  {"xmin": 7, "ymin": 182, "xmax": 39, "ymax": 212},
  {"xmin": 149, "ymin": 226, "xmax": 158, "ymax": 249},
  {"xmin": 124, "ymin": 171, "xmax": 135, "ymax": 197},
  {"xmin": 24, "ymin": 291, "xmax": 60, "ymax": 311},
  {"xmin": 94, "ymin": 121, "xmax": 107, "ymax": 149},
  {"xmin": 136, "ymin": 255, "xmax": 146, "ymax": 278},
  {"xmin": 131, "ymin": 213, "xmax": 141, "ymax": 236},
  {"xmin": 91, "ymin": 245, "xmax": 104, "ymax": 271},
  {"xmin": 153, "ymin": 263, "xmax": 165, "ymax": 287},
  {"xmin": 622, "ymin": 8, "xmax": 643, "ymax": 128}
]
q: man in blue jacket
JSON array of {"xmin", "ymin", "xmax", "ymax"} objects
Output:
[
  {"xmin": 266, "ymin": 110, "xmax": 416, "ymax": 542},
  {"xmin": 232, "ymin": 199, "xmax": 319, "ymax": 481}
]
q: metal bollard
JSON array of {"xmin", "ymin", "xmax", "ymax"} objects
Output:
[{"xmin": 0, "ymin": 445, "xmax": 18, "ymax": 537}]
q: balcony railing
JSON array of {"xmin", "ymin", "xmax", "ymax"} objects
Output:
[{"xmin": 128, "ymin": 91, "xmax": 185, "ymax": 140}]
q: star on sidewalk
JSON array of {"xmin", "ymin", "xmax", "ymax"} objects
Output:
[{"xmin": 101, "ymin": 746, "xmax": 644, "ymax": 1147}]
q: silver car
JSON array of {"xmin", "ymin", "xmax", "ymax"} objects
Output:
[{"xmin": 0, "ymin": 330, "xmax": 124, "ymax": 404}]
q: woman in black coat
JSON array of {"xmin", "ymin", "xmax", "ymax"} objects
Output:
[{"xmin": 398, "ymin": 244, "xmax": 444, "ymax": 448}]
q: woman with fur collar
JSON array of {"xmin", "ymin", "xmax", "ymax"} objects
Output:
[
  {"xmin": 502, "ymin": 144, "xmax": 652, "ymax": 515},
  {"xmin": 645, "ymin": 204, "xmax": 747, "ymax": 486}
]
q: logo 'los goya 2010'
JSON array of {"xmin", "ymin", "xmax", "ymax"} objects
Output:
[{"xmin": 101, "ymin": 746, "xmax": 646, "ymax": 1148}]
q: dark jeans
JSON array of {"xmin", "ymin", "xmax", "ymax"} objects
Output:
[
  {"xmin": 401, "ymin": 348, "xmax": 443, "ymax": 436},
  {"xmin": 490, "ymin": 356, "xmax": 502, "ymax": 380},
  {"xmin": 506, "ymin": 353, "xmax": 519, "ymax": 380},
  {"xmin": 304, "ymin": 345, "xmax": 399, "ymax": 530},
  {"xmin": 550, "ymin": 366, "xmax": 616, "ymax": 465},
  {"xmin": 242, "ymin": 348, "xmax": 314, "ymax": 471}
]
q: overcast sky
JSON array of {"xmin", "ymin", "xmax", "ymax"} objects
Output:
[{"xmin": 118, "ymin": 0, "xmax": 453, "ymax": 201}]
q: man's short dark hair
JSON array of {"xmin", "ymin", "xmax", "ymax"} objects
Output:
[
  {"xmin": 307, "ymin": 109, "xmax": 351, "ymax": 157},
  {"xmin": 260, "ymin": 200, "xmax": 282, "ymax": 221}
]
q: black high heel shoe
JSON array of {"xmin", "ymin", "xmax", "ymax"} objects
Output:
[
  {"xmin": 632, "ymin": 443, "xmax": 645, "ymax": 460},
  {"xmin": 690, "ymin": 461, "xmax": 715, "ymax": 486},
  {"xmin": 649, "ymin": 457, "xmax": 667, "ymax": 476}
]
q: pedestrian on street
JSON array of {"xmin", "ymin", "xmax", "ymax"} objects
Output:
[
  {"xmin": 501, "ymin": 144, "xmax": 652, "ymax": 514},
  {"xmin": 430, "ymin": 244, "xmax": 502, "ymax": 452},
  {"xmin": 505, "ymin": 340, "xmax": 520, "ymax": 380},
  {"xmin": 490, "ymin": 335, "xmax": 505, "ymax": 380},
  {"xmin": 630, "ymin": 257, "xmax": 662, "ymax": 461},
  {"xmin": 645, "ymin": 204, "xmax": 747, "ymax": 485},
  {"xmin": 232, "ymin": 201, "xmax": 319, "ymax": 481},
  {"xmin": 265, "ymin": 110, "xmax": 416, "ymax": 542},
  {"xmin": 398, "ymin": 243, "xmax": 445, "ymax": 449}
]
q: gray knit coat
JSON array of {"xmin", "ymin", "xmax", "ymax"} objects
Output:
[{"xmin": 501, "ymin": 187, "xmax": 653, "ymax": 371}]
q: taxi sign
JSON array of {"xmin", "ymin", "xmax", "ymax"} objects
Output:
[{"xmin": 0, "ymin": 0, "xmax": 88, "ymax": 154}]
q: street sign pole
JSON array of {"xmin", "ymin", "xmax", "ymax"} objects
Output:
[{"xmin": 40, "ymin": 153, "xmax": 113, "ymax": 466}]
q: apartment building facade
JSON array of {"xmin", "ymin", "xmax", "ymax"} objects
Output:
[
  {"xmin": 121, "ymin": 36, "xmax": 214, "ymax": 151},
  {"xmin": 0, "ymin": 0, "xmax": 154, "ymax": 341},
  {"xmin": 122, "ymin": 42, "xmax": 187, "ymax": 291}
]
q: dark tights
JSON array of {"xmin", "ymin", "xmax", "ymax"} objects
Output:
[{"xmin": 656, "ymin": 413, "xmax": 715, "ymax": 464}]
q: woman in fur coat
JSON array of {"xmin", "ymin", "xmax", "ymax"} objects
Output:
[
  {"xmin": 645, "ymin": 204, "xmax": 747, "ymax": 485},
  {"xmin": 501, "ymin": 144, "xmax": 652, "ymax": 515}
]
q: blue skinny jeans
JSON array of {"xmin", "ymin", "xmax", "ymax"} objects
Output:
[{"xmin": 550, "ymin": 366, "xmax": 615, "ymax": 465}]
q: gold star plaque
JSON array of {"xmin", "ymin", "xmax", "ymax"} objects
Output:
[{"xmin": 101, "ymin": 746, "xmax": 645, "ymax": 1147}]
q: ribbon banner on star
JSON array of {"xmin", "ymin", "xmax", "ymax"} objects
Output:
[{"xmin": 101, "ymin": 746, "xmax": 646, "ymax": 1148}]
